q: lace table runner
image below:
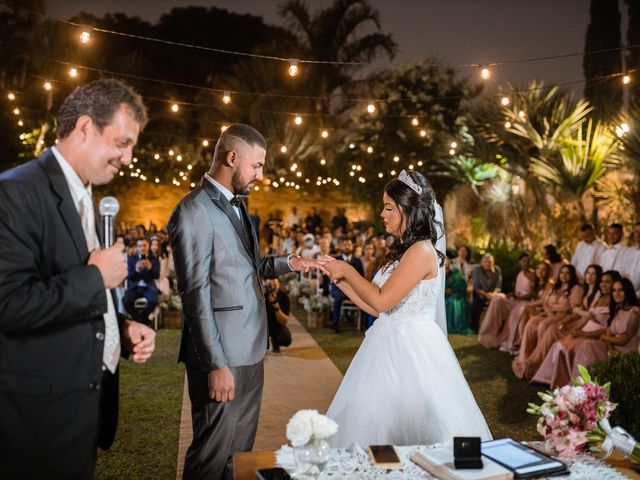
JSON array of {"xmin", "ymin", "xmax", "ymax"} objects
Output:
[{"xmin": 275, "ymin": 443, "xmax": 631, "ymax": 480}]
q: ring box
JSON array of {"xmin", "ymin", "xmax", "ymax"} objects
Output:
[{"xmin": 454, "ymin": 437, "xmax": 483, "ymax": 469}]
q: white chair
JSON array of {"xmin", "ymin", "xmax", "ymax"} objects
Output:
[{"xmin": 340, "ymin": 300, "xmax": 361, "ymax": 331}]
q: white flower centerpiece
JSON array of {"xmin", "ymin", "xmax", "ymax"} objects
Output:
[{"xmin": 286, "ymin": 409, "xmax": 338, "ymax": 478}]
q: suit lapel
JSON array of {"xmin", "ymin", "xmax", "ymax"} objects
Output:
[
  {"xmin": 39, "ymin": 150, "xmax": 88, "ymax": 261},
  {"xmin": 201, "ymin": 179, "xmax": 255, "ymax": 261}
]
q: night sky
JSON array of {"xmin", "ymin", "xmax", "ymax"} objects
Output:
[{"xmin": 47, "ymin": 0, "xmax": 614, "ymax": 92}]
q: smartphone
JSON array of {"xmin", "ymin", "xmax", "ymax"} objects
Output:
[
  {"xmin": 368, "ymin": 445, "xmax": 402, "ymax": 467},
  {"xmin": 255, "ymin": 467, "xmax": 291, "ymax": 480}
]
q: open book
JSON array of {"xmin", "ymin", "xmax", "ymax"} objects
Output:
[{"xmin": 411, "ymin": 448, "xmax": 513, "ymax": 480}]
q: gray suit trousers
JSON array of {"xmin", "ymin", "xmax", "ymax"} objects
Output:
[{"xmin": 183, "ymin": 362, "xmax": 264, "ymax": 480}]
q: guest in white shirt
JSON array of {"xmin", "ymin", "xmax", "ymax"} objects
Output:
[
  {"xmin": 599, "ymin": 223, "xmax": 628, "ymax": 272},
  {"xmin": 571, "ymin": 224, "xmax": 606, "ymax": 280},
  {"xmin": 284, "ymin": 206, "xmax": 301, "ymax": 228},
  {"xmin": 623, "ymin": 222, "xmax": 640, "ymax": 298}
]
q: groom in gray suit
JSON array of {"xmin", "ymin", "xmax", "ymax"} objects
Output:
[{"xmin": 169, "ymin": 124, "xmax": 322, "ymax": 480}]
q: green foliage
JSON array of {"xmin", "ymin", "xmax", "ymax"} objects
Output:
[{"xmin": 591, "ymin": 352, "xmax": 640, "ymax": 439}]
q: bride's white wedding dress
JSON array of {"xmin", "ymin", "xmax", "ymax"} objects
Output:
[{"xmin": 327, "ymin": 264, "xmax": 492, "ymax": 447}]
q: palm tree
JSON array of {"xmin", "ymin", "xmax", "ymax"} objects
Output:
[{"xmin": 278, "ymin": 0, "xmax": 397, "ymax": 103}]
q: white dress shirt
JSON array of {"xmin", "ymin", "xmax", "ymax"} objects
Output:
[
  {"xmin": 571, "ymin": 238, "xmax": 607, "ymax": 278},
  {"xmin": 599, "ymin": 242, "xmax": 628, "ymax": 273},
  {"xmin": 51, "ymin": 146, "xmax": 92, "ymax": 212},
  {"xmin": 205, "ymin": 173, "xmax": 241, "ymax": 220}
]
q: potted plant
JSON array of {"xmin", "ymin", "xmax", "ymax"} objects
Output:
[{"xmin": 301, "ymin": 295, "xmax": 332, "ymax": 328}]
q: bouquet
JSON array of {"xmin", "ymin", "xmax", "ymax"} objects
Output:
[
  {"xmin": 527, "ymin": 365, "xmax": 616, "ymax": 459},
  {"xmin": 286, "ymin": 409, "xmax": 338, "ymax": 447}
]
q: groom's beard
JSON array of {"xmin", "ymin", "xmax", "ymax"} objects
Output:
[{"xmin": 231, "ymin": 170, "xmax": 253, "ymax": 196}]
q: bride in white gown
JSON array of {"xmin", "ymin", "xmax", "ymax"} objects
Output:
[{"xmin": 323, "ymin": 170, "xmax": 492, "ymax": 448}]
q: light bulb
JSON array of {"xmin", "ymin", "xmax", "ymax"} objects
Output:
[
  {"xmin": 202, "ymin": 139, "xmax": 209, "ymax": 147},
  {"xmin": 68, "ymin": 67, "xmax": 78, "ymax": 78},
  {"xmin": 411, "ymin": 117, "xmax": 419, "ymax": 126},
  {"xmin": 417, "ymin": 161, "xmax": 423, "ymax": 166},
  {"xmin": 500, "ymin": 96, "xmax": 510, "ymax": 106},
  {"xmin": 366, "ymin": 146, "xmax": 373, "ymax": 153},
  {"xmin": 393, "ymin": 155, "xmax": 400, "ymax": 162},
  {"xmin": 518, "ymin": 111, "xmax": 526, "ymax": 120},
  {"xmin": 449, "ymin": 149, "xmax": 455, "ymax": 155},
  {"xmin": 419, "ymin": 130, "xmax": 426, "ymax": 137},
  {"xmin": 13, "ymin": 108, "xmax": 19, "ymax": 115},
  {"xmin": 79, "ymin": 27, "xmax": 91, "ymax": 44},
  {"xmin": 320, "ymin": 158, "xmax": 326, "ymax": 165},
  {"xmin": 288, "ymin": 59, "xmax": 299, "ymax": 77},
  {"xmin": 623, "ymin": 74, "xmax": 631, "ymax": 85},
  {"xmin": 505, "ymin": 121, "xmax": 512, "ymax": 129},
  {"xmin": 222, "ymin": 91, "xmax": 231, "ymax": 104},
  {"xmin": 17, "ymin": 120, "xmax": 23, "ymax": 126},
  {"xmin": 366, "ymin": 103, "xmax": 376, "ymax": 114},
  {"xmin": 480, "ymin": 67, "xmax": 491, "ymax": 80},
  {"xmin": 450, "ymin": 141, "xmax": 457, "ymax": 148},
  {"xmin": 378, "ymin": 173, "xmax": 383, "ymax": 178},
  {"xmin": 321, "ymin": 130, "xmax": 329, "ymax": 138},
  {"xmin": 171, "ymin": 103, "xmax": 179, "ymax": 112},
  {"xmin": 280, "ymin": 145, "xmax": 287, "ymax": 154},
  {"xmin": 176, "ymin": 154, "xmax": 183, "ymax": 161},
  {"xmin": 7, "ymin": 92, "xmax": 15, "ymax": 100},
  {"xmin": 44, "ymin": 80, "xmax": 52, "ymax": 91},
  {"xmin": 154, "ymin": 154, "xmax": 160, "ymax": 160},
  {"xmin": 168, "ymin": 149, "xmax": 174, "ymax": 156},
  {"xmin": 294, "ymin": 115, "xmax": 302, "ymax": 125}
]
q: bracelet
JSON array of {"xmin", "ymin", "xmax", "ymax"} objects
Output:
[{"xmin": 287, "ymin": 254, "xmax": 300, "ymax": 271}]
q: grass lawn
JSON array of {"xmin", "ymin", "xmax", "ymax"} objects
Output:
[
  {"xmin": 96, "ymin": 329, "xmax": 183, "ymax": 480},
  {"xmin": 293, "ymin": 306, "xmax": 543, "ymax": 441}
]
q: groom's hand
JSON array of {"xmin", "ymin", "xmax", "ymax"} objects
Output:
[
  {"xmin": 290, "ymin": 256, "xmax": 328, "ymax": 274},
  {"xmin": 208, "ymin": 366, "xmax": 235, "ymax": 403}
]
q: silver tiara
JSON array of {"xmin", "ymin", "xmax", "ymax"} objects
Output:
[{"xmin": 398, "ymin": 170, "xmax": 423, "ymax": 194}]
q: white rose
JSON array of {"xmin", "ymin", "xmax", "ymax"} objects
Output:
[
  {"xmin": 286, "ymin": 410, "xmax": 316, "ymax": 447},
  {"xmin": 311, "ymin": 414, "xmax": 338, "ymax": 439}
]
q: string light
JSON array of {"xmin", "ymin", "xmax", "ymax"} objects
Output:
[
  {"xmin": 408, "ymin": 164, "xmax": 414, "ymax": 170},
  {"xmin": 393, "ymin": 155, "xmax": 400, "ymax": 162},
  {"xmin": 43, "ymin": 80, "xmax": 52, "ymax": 91},
  {"xmin": 378, "ymin": 172, "xmax": 383, "ymax": 178},
  {"xmin": 190, "ymin": 182, "xmax": 196, "ymax": 188},
  {"xmin": 202, "ymin": 139, "xmax": 209, "ymax": 147},
  {"xmin": 505, "ymin": 121, "xmax": 512, "ymax": 129},
  {"xmin": 79, "ymin": 26, "xmax": 92, "ymax": 44},
  {"xmin": 290, "ymin": 163, "xmax": 298, "ymax": 171},
  {"xmin": 154, "ymin": 153, "xmax": 160, "ymax": 160},
  {"xmin": 358, "ymin": 177, "xmax": 366, "ymax": 183},
  {"xmin": 187, "ymin": 164, "xmax": 193, "ymax": 170},
  {"xmin": 417, "ymin": 161, "xmax": 423, "ymax": 166},
  {"xmin": 622, "ymin": 74, "xmax": 631, "ymax": 85},
  {"xmin": 7, "ymin": 92, "xmax": 15, "ymax": 100},
  {"xmin": 222, "ymin": 91, "xmax": 231, "ymax": 104},
  {"xmin": 366, "ymin": 103, "xmax": 376, "ymax": 114},
  {"xmin": 390, "ymin": 170, "xmax": 396, "ymax": 175},
  {"xmin": 132, "ymin": 157, "xmax": 138, "ymax": 163},
  {"xmin": 288, "ymin": 59, "xmax": 299, "ymax": 77},
  {"xmin": 119, "ymin": 171, "xmax": 124, "ymax": 176},
  {"xmin": 176, "ymin": 154, "xmax": 183, "ymax": 161},
  {"xmin": 294, "ymin": 115, "xmax": 302, "ymax": 125},
  {"xmin": 155, "ymin": 178, "xmax": 160, "ymax": 183},
  {"xmin": 518, "ymin": 110, "xmax": 526, "ymax": 120},
  {"xmin": 450, "ymin": 141, "xmax": 457, "ymax": 148},
  {"xmin": 12, "ymin": 108, "xmax": 19, "ymax": 115},
  {"xmin": 171, "ymin": 103, "xmax": 179, "ymax": 112},
  {"xmin": 411, "ymin": 118, "xmax": 419, "ymax": 126},
  {"xmin": 296, "ymin": 171, "xmax": 302, "ymax": 177},
  {"xmin": 449, "ymin": 148, "xmax": 455, "ymax": 155},
  {"xmin": 321, "ymin": 130, "xmax": 329, "ymax": 138},
  {"xmin": 320, "ymin": 158, "xmax": 326, "ymax": 165},
  {"xmin": 349, "ymin": 171, "xmax": 355, "ymax": 177},
  {"xmin": 168, "ymin": 149, "xmax": 174, "ymax": 156},
  {"xmin": 17, "ymin": 120, "xmax": 23, "ymax": 126},
  {"xmin": 480, "ymin": 67, "xmax": 491, "ymax": 80},
  {"xmin": 500, "ymin": 96, "xmax": 510, "ymax": 106},
  {"xmin": 349, "ymin": 143, "xmax": 355, "ymax": 149},
  {"xmin": 68, "ymin": 67, "xmax": 79, "ymax": 78},
  {"xmin": 366, "ymin": 146, "xmax": 373, "ymax": 153},
  {"xmin": 280, "ymin": 145, "xmax": 287, "ymax": 153},
  {"xmin": 419, "ymin": 130, "xmax": 427, "ymax": 137}
]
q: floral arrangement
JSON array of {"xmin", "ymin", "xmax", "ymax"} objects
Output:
[
  {"xmin": 528, "ymin": 365, "xmax": 618, "ymax": 459},
  {"xmin": 286, "ymin": 409, "xmax": 338, "ymax": 447},
  {"xmin": 301, "ymin": 294, "xmax": 333, "ymax": 313}
]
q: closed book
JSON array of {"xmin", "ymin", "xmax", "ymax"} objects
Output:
[{"xmin": 411, "ymin": 449, "xmax": 513, "ymax": 480}]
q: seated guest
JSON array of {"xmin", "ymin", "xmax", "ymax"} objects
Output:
[
  {"xmin": 534, "ymin": 278, "xmax": 639, "ymax": 387},
  {"xmin": 451, "ymin": 245, "xmax": 474, "ymax": 284},
  {"xmin": 571, "ymin": 224, "xmax": 606, "ymax": 281},
  {"xmin": 599, "ymin": 223, "xmax": 628, "ymax": 272},
  {"xmin": 264, "ymin": 278, "xmax": 292, "ymax": 353},
  {"xmin": 470, "ymin": 253, "xmax": 502, "ymax": 333},
  {"xmin": 123, "ymin": 238, "xmax": 160, "ymax": 324},
  {"xmin": 542, "ymin": 244, "xmax": 565, "ymax": 282},
  {"xmin": 329, "ymin": 238, "xmax": 364, "ymax": 332},
  {"xmin": 360, "ymin": 243, "xmax": 379, "ymax": 329},
  {"xmin": 500, "ymin": 261, "xmax": 554, "ymax": 354},
  {"xmin": 284, "ymin": 206, "xmax": 301, "ymax": 229},
  {"xmin": 623, "ymin": 221, "xmax": 640, "ymax": 298},
  {"xmin": 298, "ymin": 233, "xmax": 320, "ymax": 259},
  {"xmin": 479, "ymin": 252, "xmax": 535, "ymax": 348},
  {"xmin": 445, "ymin": 255, "xmax": 471, "ymax": 334},
  {"xmin": 529, "ymin": 268, "xmax": 615, "ymax": 384},
  {"xmin": 512, "ymin": 264, "xmax": 582, "ymax": 379},
  {"xmin": 150, "ymin": 236, "xmax": 171, "ymax": 296}
]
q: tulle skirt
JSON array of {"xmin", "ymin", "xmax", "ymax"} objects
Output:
[{"xmin": 326, "ymin": 313, "xmax": 492, "ymax": 447}]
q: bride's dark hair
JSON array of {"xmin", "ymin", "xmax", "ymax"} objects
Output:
[{"xmin": 383, "ymin": 170, "xmax": 445, "ymax": 268}]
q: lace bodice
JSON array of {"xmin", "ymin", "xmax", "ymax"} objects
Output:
[{"xmin": 372, "ymin": 264, "xmax": 440, "ymax": 319}]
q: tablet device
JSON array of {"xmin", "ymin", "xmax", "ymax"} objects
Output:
[
  {"xmin": 255, "ymin": 467, "xmax": 292, "ymax": 480},
  {"xmin": 482, "ymin": 438, "xmax": 568, "ymax": 479}
]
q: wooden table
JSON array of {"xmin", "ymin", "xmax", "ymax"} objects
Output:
[{"xmin": 233, "ymin": 450, "xmax": 640, "ymax": 480}]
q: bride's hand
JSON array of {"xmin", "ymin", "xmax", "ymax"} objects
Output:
[{"xmin": 323, "ymin": 259, "xmax": 351, "ymax": 282}]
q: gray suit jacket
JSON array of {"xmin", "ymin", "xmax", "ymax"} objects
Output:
[{"xmin": 168, "ymin": 179, "xmax": 291, "ymax": 371}]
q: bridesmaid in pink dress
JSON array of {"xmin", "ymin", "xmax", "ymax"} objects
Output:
[
  {"xmin": 499, "ymin": 261, "xmax": 553, "ymax": 354},
  {"xmin": 512, "ymin": 264, "xmax": 582, "ymax": 379},
  {"xmin": 478, "ymin": 253, "xmax": 536, "ymax": 348},
  {"xmin": 535, "ymin": 278, "xmax": 640, "ymax": 387},
  {"xmin": 528, "ymin": 269, "xmax": 616, "ymax": 382},
  {"xmin": 543, "ymin": 244, "xmax": 566, "ymax": 284}
]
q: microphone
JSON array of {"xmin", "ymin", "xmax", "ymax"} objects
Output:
[{"xmin": 99, "ymin": 196, "xmax": 120, "ymax": 248}]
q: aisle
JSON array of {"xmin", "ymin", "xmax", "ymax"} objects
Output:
[{"xmin": 176, "ymin": 315, "xmax": 345, "ymax": 479}]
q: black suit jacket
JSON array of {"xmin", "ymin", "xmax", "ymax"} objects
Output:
[
  {"xmin": 0, "ymin": 150, "xmax": 123, "ymax": 476},
  {"xmin": 329, "ymin": 254, "xmax": 365, "ymax": 296},
  {"xmin": 126, "ymin": 253, "xmax": 160, "ymax": 292}
]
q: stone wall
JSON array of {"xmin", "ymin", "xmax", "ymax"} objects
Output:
[{"xmin": 96, "ymin": 182, "xmax": 374, "ymax": 230}]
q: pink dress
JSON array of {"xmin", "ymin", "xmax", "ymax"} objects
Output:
[
  {"xmin": 512, "ymin": 285, "xmax": 583, "ymax": 379},
  {"xmin": 499, "ymin": 285, "xmax": 552, "ymax": 354},
  {"xmin": 478, "ymin": 272, "xmax": 533, "ymax": 348},
  {"xmin": 533, "ymin": 308, "xmax": 640, "ymax": 387}
]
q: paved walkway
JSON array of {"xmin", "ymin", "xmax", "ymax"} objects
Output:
[{"xmin": 176, "ymin": 315, "xmax": 345, "ymax": 479}]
